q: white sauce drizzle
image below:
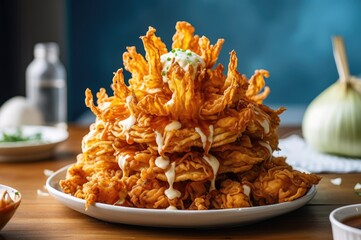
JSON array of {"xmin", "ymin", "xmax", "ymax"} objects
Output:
[
  {"xmin": 243, "ymin": 184, "xmax": 251, "ymax": 198},
  {"xmin": 160, "ymin": 49, "xmax": 205, "ymax": 82},
  {"xmin": 155, "ymin": 131, "xmax": 164, "ymax": 155},
  {"xmin": 153, "ymin": 121, "xmax": 184, "ymax": 200},
  {"xmin": 99, "ymin": 101, "xmax": 111, "ymax": 110},
  {"xmin": 118, "ymin": 95, "xmax": 137, "ymax": 142},
  {"xmin": 254, "ymin": 109, "xmax": 270, "ymax": 135},
  {"xmin": 120, "ymin": 95, "xmax": 136, "ymax": 130},
  {"xmin": 165, "ymin": 121, "xmax": 181, "ymax": 132},
  {"xmin": 166, "ymin": 205, "xmax": 178, "ymax": 210},
  {"xmin": 257, "ymin": 118, "xmax": 270, "ymax": 134},
  {"xmin": 125, "ymin": 95, "xmax": 133, "ymax": 105},
  {"xmin": 195, "ymin": 125, "xmax": 214, "ymax": 150},
  {"xmin": 125, "ymin": 132, "xmax": 130, "ymax": 142},
  {"xmin": 195, "ymin": 127, "xmax": 207, "ymax": 149},
  {"xmin": 147, "ymin": 88, "xmax": 162, "ymax": 94},
  {"xmin": 82, "ymin": 128, "xmax": 97, "ymax": 152},
  {"xmin": 155, "ymin": 156, "xmax": 170, "ymax": 169},
  {"xmin": 165, "ymin": 97, "xmax": 174, "ymax": 107},
  {"xmin": 117, "ymin": 154, "xmax": 129, "ymax": 172},
  {"xmin": 155, "ymin": 121, "xmax": 181, "ymax": 155},
  {"xmin": 242, "ymin": 184, "xmax": 252, "ymax": 206},
  {"xmin": 203, "ymin": 154, "xmax": 220, "ymax": 191},
  {"xmin": 164, "ymin": 162, "xmax": 181, "ymax": 199},
  {"xmin": 119, "ymin": 115, "xmax": 136, "ymax": 131},
  {"xmin": 114, "ymin": 198, "xmax": 125, "ymax": 205},
  {"xmin": 259, "ymin": 141, "xmax": 273, "ymax": 158}
]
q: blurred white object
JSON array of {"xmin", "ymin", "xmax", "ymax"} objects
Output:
[
  {"xmin": 0, "ymin": 96, "xmax": 43, "ymax": 128},
  {"xmin": 330, "ymin": 204, "xmax": 361, "ymax": 240}
]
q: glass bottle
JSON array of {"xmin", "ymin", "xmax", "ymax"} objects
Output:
[{"xmin": 26, "ymin": 42, "xmax": 67, "ymax": 129}]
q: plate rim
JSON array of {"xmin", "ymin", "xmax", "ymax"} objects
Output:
[
  {"xmin": 46, "ymin": 164, "xmax": 317, "ymax": 228},
  {"xmin": 0, "ymin": 125, "xmax": 68, "ymax": 149}
]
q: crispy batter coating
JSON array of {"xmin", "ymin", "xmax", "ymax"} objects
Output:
[
  {"xmin": 59, "ymin": 21, "xmax": 320, "ymax": 210},
  {"xmin": 212, "ymin": 179, "xmax": 251, "ymax": 208},
  {"xmin": 250, "ymin": 157, "xmax": 321, "ymax": 205}
]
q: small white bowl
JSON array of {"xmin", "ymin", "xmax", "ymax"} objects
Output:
[
  {"xmin": 330, "ymin": 204, "xmax": 361, "ymax": 240},
  {"xmin": 0, "ymin": 184, "xmax": 21, "ymax": 231}
]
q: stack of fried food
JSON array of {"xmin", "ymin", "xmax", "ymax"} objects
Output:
[{"xmin": 60, "ymin": 21, "xmax": 321, "ymax": 210}]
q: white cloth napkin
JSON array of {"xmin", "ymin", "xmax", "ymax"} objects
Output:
[{"xmin": 277, "ymin": 135, "xmax": 361, "ymax": 173}]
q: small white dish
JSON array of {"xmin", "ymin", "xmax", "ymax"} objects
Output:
[
  {"xmin": 46, "ymin": 165, "xmax": 317, "ymax": 228},
  {"xmin": 0, "ymin": 125, "xmax": 68, "ymax": 162},
  {"xmin": 330, "ymin": 204, "xmax": 361, "ymax": 240},
  {"xmin": 0, "ymin": 184, "xmax": 21, "ymax": 231}
]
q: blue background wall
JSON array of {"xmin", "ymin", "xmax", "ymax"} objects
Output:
[{"xmin": 66, "ymin": 0, "xmax": 361, "ymax": 124}]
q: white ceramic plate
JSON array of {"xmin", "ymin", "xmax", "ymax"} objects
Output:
[
  {"xmin": 0, "ymin": 125, "xmax": 68, "ymax": 162},
  {"xmin": 46, "ymin": 165, "xmax": 317, "ymax": 228}
]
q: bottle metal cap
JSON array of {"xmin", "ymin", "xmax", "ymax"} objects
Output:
[{"xmin": 34, "ymin": 42, "xmax": 59, "ymax": 59}]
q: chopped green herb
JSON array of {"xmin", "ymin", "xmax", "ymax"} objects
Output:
[
  {"xmin": 187, "ymin": 52, "xmax": 192, "ymax": 56},
  {"xmin": 0, "ymin": 128, "xmax": 42, "ymax": 143},
  {"xmin": 171, "ymin": 49, "xmax": 176, "ymax": 53},
  {"xmin": 162, "ymin": 71, "xmax": 166, "ymax": 76},
  {"xmin": 167, "ymin": 57, "xmax": 171, "ymax": 61}
]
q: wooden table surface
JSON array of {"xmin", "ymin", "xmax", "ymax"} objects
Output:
[{"xmin": 1, "ymin": 125, "xmax": 360, "ymax": 240}]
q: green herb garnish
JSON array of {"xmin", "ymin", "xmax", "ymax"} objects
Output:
[{"xmin": 0, "ymin": 128, "xmax": 42, "ymax": 143}]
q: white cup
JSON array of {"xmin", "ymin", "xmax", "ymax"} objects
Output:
[{"xmin": 330, "ymin": 204, "xmax": 361, "ymax": 240}]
